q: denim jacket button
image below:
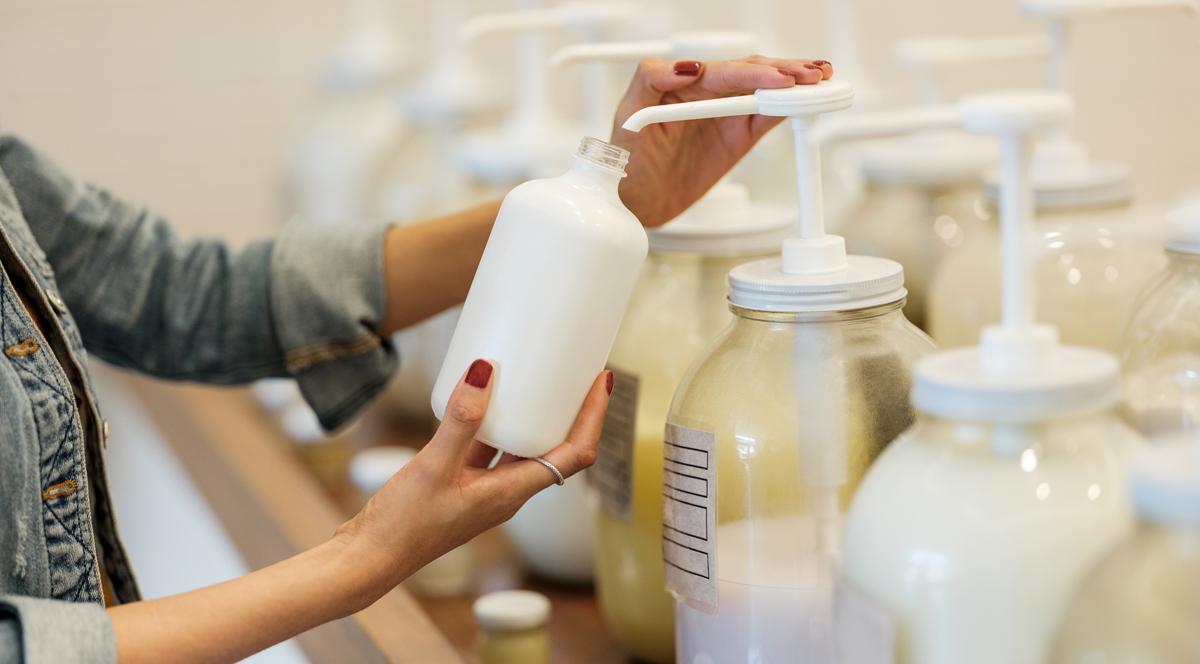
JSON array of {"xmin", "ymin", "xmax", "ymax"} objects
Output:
[{"xmin": 47, "ymin": 290, "xmax": 67, "ymax": 314}]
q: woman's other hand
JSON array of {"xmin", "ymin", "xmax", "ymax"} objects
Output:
[
  {"xmin": 612, "ymin": 57, "xmax": 833, "ymax": 228},
  {"xmin": 337, "ymin": 361, "xmax": 612, "ymax": 583}
]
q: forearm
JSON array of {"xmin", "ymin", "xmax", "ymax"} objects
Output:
[
  {"xmin": 381, "ymin": 200, "xmax": 502, "ymax": 335},
  {"xmin": 107, "ymin": 536, "xmax": 405, "ymax": 664}
]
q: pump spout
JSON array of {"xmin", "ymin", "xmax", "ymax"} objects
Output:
[
  {"xmin": 621, "ymin": 95, "xmax": 761, "ymax": 132},
  {"xmin": 550, "ymin": 40, "xmax": 672, "ymax": 67},
  {"xmin": 461, "ymin": 2, "xmax": 640, "ymax": 43}
]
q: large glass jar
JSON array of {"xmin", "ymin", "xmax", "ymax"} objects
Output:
[
  {"xmin": 844, "ymin": 409, "xmax": 1140, "ymax": 664},
  {"xmin": 595, "ymin": 250, "xmax": 769, "ymax": 663},
  {"xmin": 1051, "ymin": 523, "xmax": 1200, "ymax": 664},
  {"xmin": 1120, "ymin": 246, "xmax": 1200, "ymax": 437},
  {"xmin": 841, "ymin": 181, "xmax": 988, "ymax": 330},
  {"xmin": 1051, "ymin": 437, "xmax": 1200, "ymax": 664},
  {"xmin": 667, "ymin": 299, "xmax": 936, "ymax": 662},
  {"xmin": 928, "ymin": 201, "xmax": 1167, "ymax": 351}
]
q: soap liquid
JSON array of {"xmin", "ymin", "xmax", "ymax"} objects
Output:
[
  {"xmin": 675, "ymin": 516, "xmax": 838, "ymax": 664},
  {"xmin": 1051, "ymin": 524, "xmax": 1200, "ymax": 664},
  {"xmin": 844, "ymin": 420, "xmax": 1137, "ymax": 664},
  {"xmin": 928, "ymin": 204, "xmax": 1166, "ymax": 351},
  {"xmin": 480, "ymin": 626, "xmax": 550, "ymax": 664}
]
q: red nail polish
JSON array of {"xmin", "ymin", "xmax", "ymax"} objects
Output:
[
  {"xmin": 804, "ymin": 64, "xmax": 821, "ymax": 70},
  {"xmin": 778, "ymin": 69, "xmax": 795, "ymax": 77},
  {"xmin": 466, "ymin": 359, "xmax": 493, "ymax": 389},
  {"xmin": 674, "ymin": 60, "xmax": 701, "ymax": 76},
  {"xmin": 606, "ymin": 371, "xmax": 615, "ymax": 395},
  {"xmin": 813, "ymin": 60, "xmax": 830, "ymax": 67}
]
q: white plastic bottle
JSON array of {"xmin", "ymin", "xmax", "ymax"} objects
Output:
[
  {"xmin": 623, "ymin": 80, "xmax": 937, "ymax": 663},
  {"xmin": 432, "ymin": 137, "xmax": 648, "ymax": 458},
  {"xmin": 843, "ymin": 91, "xmax": 1141, "ymax": 664}
]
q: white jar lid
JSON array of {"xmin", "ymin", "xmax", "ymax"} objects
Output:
[
  {"xmin": 473, "ymin": 590, "xmax": 551, "ymax": 631},
  {"xmin": 728, "ymin": 254, "xmax": 906, "ymax": 313},
  {"xmin": 280, "ymin": 403, "xmax": 331, "ymax": 445},
  {"xmin": 1165, "ymin": 203, "xmax": 1200, "ymax": 254},
  {"xmin": 1131, "ymin": 438, "xmax": 1200, "ymax": 526},
  {"xmin": 984, "ymin": 147, "xmax": 1135, "ymax": 211},
  {"xmin": 349, "ymin": 446, "xmax": 418, "ymax": 493},
  {"xmin": 647, "ymin": 197, "xmax": 797, "ymax": 256},
  {"xmin": 911, "ymin": 343, "xmax": 1121, "ymax": 421},
  {"xmin": 858, "ymin": 132, "xmax": 999, "ymax": 187}
]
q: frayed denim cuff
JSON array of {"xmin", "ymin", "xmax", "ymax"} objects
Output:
[
  {"xmin": 0, "ymin": 596, "xmax": 115, "ymax": 664},
  {"xmin": 270, "ymin": 219, "xmax": 398, "ymax": 430}
]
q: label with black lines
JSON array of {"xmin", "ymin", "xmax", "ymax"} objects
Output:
[
  {"xmin": 661, "ymin": 423, "xmax": 718, "ymax": 609},
  {"xmin": 589, "ymin": 367, "xmax": 638, "ymax": 523}
]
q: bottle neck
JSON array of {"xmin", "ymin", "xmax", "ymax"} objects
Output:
[
  {"xmin": 1167, "ymin": 248, "xmax": 1200, "ymax": 271},
  {"xmin": 568, "ymin": 156, "xmax": 625, "ymax": 192},
  {"xmin": 911, "ymin": 407, "xmax": 1123, "ymax": 458}
]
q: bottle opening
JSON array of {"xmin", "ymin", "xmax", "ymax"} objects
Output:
[{"xmin": 576, "ymin": 136, "xmax": 629, "ymax": 174}]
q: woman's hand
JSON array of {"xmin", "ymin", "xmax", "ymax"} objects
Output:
[
  {"xmin": 336, "ymin": 360, "xmax": 612, "ymax": 586},
  {"xmin": 612, "ymin": 57, "xmax": 833, "ymax": 227},
  {"xmin": 109, "ymin": 362, "xmax": 610, "ymax": 664}
]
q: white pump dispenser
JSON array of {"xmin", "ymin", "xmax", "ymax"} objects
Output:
[
  {"xmin": 456, "ymin": 1, "xmax": 639, "ymax": 183},
  {"xmin": 627, "ymin": 80, "xmax": 939, "ymax": 663},
  {"xmin": 553, "ymin": 31, "xmax": 796, "ymax": 254},
  {"xmin": 844, "ymin": 91, "xmax": 1141, "ymax": 664},
  {"xmin": 283, "ymin": 0, "xmax": 407, "ymax": 225},
  {"xmin": 1015, "ymin": 0, "xmax": 1198, "ymax": 209}
]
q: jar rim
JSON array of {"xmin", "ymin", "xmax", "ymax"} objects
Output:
[{"xmin": 729, "ymin": 298, "xmax": 906, "ymax": 322}]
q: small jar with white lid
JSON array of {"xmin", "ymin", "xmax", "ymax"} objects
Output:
[
  {"xmin": 473, "ymin": 590, "xmax": 551, "ymax": 664},
  {"xmin": 349, "ymin": 447, "xmax": 476, "ymax": 597}
]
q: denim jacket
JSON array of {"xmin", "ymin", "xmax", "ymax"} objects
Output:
[{"xmin": 0, "ymin": 135, "xmax": 397, "ymax": 664}]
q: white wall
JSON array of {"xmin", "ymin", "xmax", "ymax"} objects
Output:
[{"xmin": 1, "ymin": 0, "xmax": 1197, "ymax": 247}]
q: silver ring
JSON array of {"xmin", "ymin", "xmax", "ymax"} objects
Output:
[{"xmin": 534, "ymin": 457, "xmax": 565, "ymax": 486}]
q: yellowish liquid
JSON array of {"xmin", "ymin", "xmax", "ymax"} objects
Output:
[
  {"xmin": 480, "ymin": 627, "xmax": 550, "ymax": 664},
  {"xmin": 594, "ymin": 434, "xmax": 675, "ymax": 663},
  {"xmin": 596, "ymin": 252, "xmax": 751, "ymax": 663}
]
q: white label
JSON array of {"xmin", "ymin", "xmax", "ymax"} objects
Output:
[
  {"xmin": 834, "ymin": 579, "xmax": 895, "ymax": 664},
  {"xmin": 590, "ymin": 367, "xmax": 638, "ymax": 523},
  {"xmin": 662, "ymin": 423, "xmax": 718, "ymax": 610}
]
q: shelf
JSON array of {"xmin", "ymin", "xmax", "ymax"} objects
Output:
[{"xmin": 121, "ymin": 373, "xmax": 633, "ymax": 664}]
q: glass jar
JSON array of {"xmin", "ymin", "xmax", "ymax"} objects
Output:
[
  {"xmin": 594, "ymin": 250, "xmax": 769, "ymax": 664},
  {"xmin": 1120, "ymin": 249, "xmax": 1200, "ymax": 437},
  {"xmin": 667, "ymin": 299, "xmax": 936, "ymax": 662},
  {"xmin": 841, "ymin": 181, "xmax": 988, "ymax": 330},
  {"xmin": 1051, "ymin": 523, "xmax": 1200, "ymax": 664},
  {"xmin": 474, "ymin": 590, "xmax": 551, "ymax": 664},
  {"xmin": 928, "ymin": 201, "xmax": 1167, "ymax": 351},
  {"xmin": 844, "ymin": 410, "xmax": 1140, "ymax": 664}
]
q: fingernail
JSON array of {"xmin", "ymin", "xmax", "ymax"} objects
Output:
[
  {"xmin": 813, "ymin": 60, "xmax": 830, "ymax": 67},
  {"xmin": 606, "ymin": 371, "xmax": 615, "ymax": 395},
  {"xmin": 466, "ymin": 359, "xmax": 493, "ymax": 389},
  {"xmin": 778, "ymin": 69, "xmax": 795, "ymax": 77},
  {"xmin": 804, "ymin": 64, "xmax": 822, "ymax": 70},
  {"xmin": 674, "ymin": 60, "xmax": 701, "ymax": 76}
]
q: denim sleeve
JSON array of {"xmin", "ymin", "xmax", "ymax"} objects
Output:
[
  {"xmin": 0, "ymin": 135, "xmax": 397, "ymax": 430},
  {"xmin": 0, "ymin": 596, "xmax": 116, "ymax": 664}
]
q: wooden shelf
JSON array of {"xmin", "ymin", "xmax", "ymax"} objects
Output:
[{"xmin": 121, "ymin": 373, "xmax": 635, "ymax": 664}]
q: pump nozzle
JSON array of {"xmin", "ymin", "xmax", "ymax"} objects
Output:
[
  {"xmin": 894, "ymin": 34, "xmax": 1049, "ymax": 106},
  {"xmin": 550, "ymin": 30, "xmax": 761, "ymax": 67},
  {"xmin": 959, "ymin": 91, "xmax": 1074, "ymax": 369},
  {"xmin": 461, "ymin": 2, "xmax": 640, "ymax": 43},
  {"xmin": 624, "ymin": 80, "xmax": 854, "ymax": 273}
]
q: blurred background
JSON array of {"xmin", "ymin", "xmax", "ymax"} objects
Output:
[{"xmin": 2, "ymin": 1, "xmax": 1198, "ymax": 663}]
